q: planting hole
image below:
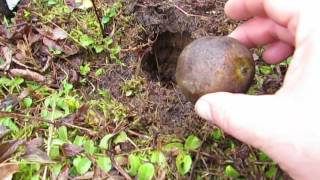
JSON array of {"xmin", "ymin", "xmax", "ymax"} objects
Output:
[{"xmin": 141, "ymin": 32, "xmax": 193, "ymax": 86}]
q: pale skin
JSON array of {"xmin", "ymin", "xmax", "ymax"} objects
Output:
[{"xmin": 195, "ymin": 0, "xmax": 320, "ymax": 179}]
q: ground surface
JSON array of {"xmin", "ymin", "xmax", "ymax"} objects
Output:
[{"xmin": 0, "ymin": 0, "xmax": 291, "ymax": 179}]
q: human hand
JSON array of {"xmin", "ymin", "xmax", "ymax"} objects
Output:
[{"xmin": 195, "ymin": 0, "xmax": 320, "ymax": 179}]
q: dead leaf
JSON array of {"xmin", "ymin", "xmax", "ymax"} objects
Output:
[
  {"xmin": 25, "ymin": 137, "xmax": 44, "ymax": 148},
  {"xmin": 59, "ymin": 104, "xmax": 89, "ymax": 125},
  {"xmin": 0, "ymin": 140, "xmax": 24, "ymax": 163},
  {"xmin": 0, "ymin": 88, "xmax": 30, "ymax": 110},
  {"xmin": 37, "ymin": 27, "xmax": 68, "ymax": 41},
  {"xmin": 69, "ymin": 69, "xmax": 79, "ymax": 84},
  {"xmin": 0, "ymin": 125, "xmax": 10, "ymax": 140},
  {"xmin": 106, "ymin": 175, "xmax": 126, "ymax": 180},
  {"xmin": 15, "ymin": 40, "xmax": 34, "ymax": 64},
  {"xmin": 73, "ymin": 171, "xmax": 94, "ymax": 180},
  {"xmin": 0, "ymin": 46, "xmax": 12, "ymax": 70},
  {"xmin": 22, "ymin": 147, "xmax": 54, "ymax": 164},
  {"xmin": 61, "ymin": 44, "xmax": 79, "ymax": 57},
  {"xmin": 1, "ymin": 24, "xmax": 29, "ymax": 40},
  {"xmin": 0, "ymin": 96, "xmax": 19, "ymax": 110},
  {"xmin": 28, "ymin": 31, "xmax": 41, "ymax": 45},
  {"xmin": 0, "ymin": 163, "xmax": 19, "ymax": 180},
  {"xmin": 9, "ymin": 68, "xmax": 45, "ymax": 82},
  {"xmin": 61, "ymin": 143, "xmax": 83, "ymax": 157},
  {"xmin": 43, "ymin": 37, "xmax": 64, "ymax": 52},
  {"xmin": 17, "ymin": 88, "xmax": 31, "ymax": 101},
  {"xmin": 42, "ymin": 37, "xmax": 78, "ymax": 57},
  {"xmin": 52, "ymin": 27, "xmax": 68, "ymax": 40}
]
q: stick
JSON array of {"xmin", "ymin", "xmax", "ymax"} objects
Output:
[
  {"xmin": 110, "ymin": 154, "xmax": 132, "ymax": 180},
  {"xmin": 91, "ymin": 0, "xmax": 105, "ymax": 38}
]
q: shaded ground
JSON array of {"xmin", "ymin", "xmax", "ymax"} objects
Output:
[{"xmin": 0, "ymin": 0, "xmax": 290, "ymax": 179}]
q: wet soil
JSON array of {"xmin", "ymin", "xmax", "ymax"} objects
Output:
[{"xmin": 94, "ymin": 0, "xmax": 239, "ymax": 137}]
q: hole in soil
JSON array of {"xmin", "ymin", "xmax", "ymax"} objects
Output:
[{"xmin": 141, "ymin": 31, "xmax": 194, "ymax": 87}]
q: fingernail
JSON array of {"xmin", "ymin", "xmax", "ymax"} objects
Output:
[
  {"xmin": 229, "ymin": 30, "xmax": 241, "ymax": 39},
  {"xmin": 195, "ymin": 99, "xmax": 213, "ymax": 121}
]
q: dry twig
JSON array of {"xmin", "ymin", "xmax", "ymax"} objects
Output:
[
  {"xmin": 9, "ymin": 69, "xmax": 45, "ymax": 82},
  {"xmin": 110, "ymin": 154, "xmax": 132, "ymax": 180}
]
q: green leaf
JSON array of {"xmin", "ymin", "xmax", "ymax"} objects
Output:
[
  {"xmin": 0, "ymin": 117, "xmax": 19, "ymax": 133},
  {"xmin": 58, "ymin": 126, "xmax": 68, "ymax": 142},
  {"xmin": 225, "ymin": 165, "xmax": 240, "ymax": 178},
  {"xmin": 259, "ymin": 65, "xmax": 273, "ymax": 75},
  {"xmin": 128, "ymin": 154, "xmax": 141, "ymax": 176},
  {"xmin": 97, "ymin": 156, "xmax": 112, "ymax": 173},
  {"xmin": 73, "ymin": 136, "xmax": 85, "ymax": 146},
  {"xmin": 95, "ymin": 68, "xmax": 105, "ymax": 77},
  {"xmin": 102, "ymin": 16, "xmax": 111, "ymax": 25},
  {"xmin": 80, "ymin": 63, "xmax": 91, "ymax": 76},
  {"xmin": 99, "ymin": 134, "xmax": 113, "ymax": 150},
  {"xmin": 266, "ymin": 165, "xmax": 277, "ymax": 178},
  {"xmin": 0, "ymin": 58, "xmax": 4, "ymax": 65},
  {"xmin": 73, "ymin": 156, "xmax": 92, "ymax": 175},
  {"xmin": 84, "ymin": 139, "xmax": 96, "ymax": 155},
  {"xmin": 80, "ymin": 35, "xmax": 94, "ymax": 47},
  {"xmin": 51, "ymin": 163, "xmax": 63, "ymax": 176},
  {"xmin": 104, "ymin": 37, "xmax": 113, "ymax": 46},
  {"xmin": 94, "ymin": 45, "xmax": 104, "ymax": 53},
  {"xmin": 52, "ymin": 138, "xmax": 65, "ymax": 146},
  {"xmin": 258, "ymin": 151, "xmax": 271, "ymax": 162},
  {"xmin": 184, "ymin": 135, "xmax": 202, "ymax": 151},
  {"xmin": 113, "ymin": 131, "xmax": 128, "ymax": 144},
  {"xmin": 30, "ymin": 175, "xmax": 40, "ymax": 180},
  {"xmin": 109, "ymin": 45, "xmax": 121, "ymax": 56},
  {"xmin": 49, "ymin": 145, "xmax": 60, "ymax": 159},
  {"xmin": 138, "ymin": 163, "xmax": 155, "ymax": 180},
  {"xmin": 212, "ymin": 128, "xmax": 223, "ymax": 140},
  {"xmin": 63, "ymin": 80, "xmax": 73, "ymax": 94},
  {"xmin": 163, "ymin": 142, "xmax": 184, "ymax": 153},
  {"xmin": 47, "ymin": 0, "xmax": 58, "ymax": 6},
  {"xmin": 41, "ymin": 109, "xmax": 65, "ymax": 120},
  {"xmin": 150, "ymin": 151, "xmax": 166, "ymax": 168},
  {"xmin": 176, "ymin": 152, "xmax": 192, "ymax": 175},
  {"xmin": 16, "ymin": 163, "xmax": 41, "ymax": 179},
  {"xmin": 23, "ymin": 97, "xmax": 33, "ymax": 108}
]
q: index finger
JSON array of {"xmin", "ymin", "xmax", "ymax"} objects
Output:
[
  {"xmin": 225, "ymin": 0, "xmax": 266, "ymax": 20},
  {"xmin": 225, "ymin": 0, "xmax": 299, "ymax": 31}
]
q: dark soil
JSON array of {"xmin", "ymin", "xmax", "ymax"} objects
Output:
[{"xmin": 95, "ymin": 0, "xmax": 240, "ymax": 137}]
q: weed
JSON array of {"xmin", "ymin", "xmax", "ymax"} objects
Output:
[
  {"xmin": 80, "ymin": 63, "xmax": 91, "ymax": 76},
  {"xmin": 121, "ymin": 76, "xmax": 144, "ymax": 97}
]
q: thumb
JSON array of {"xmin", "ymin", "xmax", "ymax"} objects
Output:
[{"xmin": 195, "ymin": 92, "xmax": 281, "ymax": 149}]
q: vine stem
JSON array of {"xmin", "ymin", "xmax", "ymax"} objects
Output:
[{"xmin": 91, "ymin": 0, "xmax": 105, "ymax": 38}]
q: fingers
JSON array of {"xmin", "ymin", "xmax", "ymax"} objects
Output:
[
  {"xmin": 263, "ymin": 41, "xmax": 294, "ymax": 64},
  {"xmin": 229, "ymin": 17, "xmax": 295, "ymax": 48},
  {"xmin": 225, "ymin": 0, "xmax": 265, "ymax": 20},
  {"xmin": 225, "ymin": 0, "xmax": 299, "ymax": 32},
  {"xmin": 195, "ymin": 92, "xmax": 279, "ymax": 149}
]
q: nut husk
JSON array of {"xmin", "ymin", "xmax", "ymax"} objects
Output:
[{"xmin": 176, "ymin": 36, "xmax": 255, "ymax": 103}]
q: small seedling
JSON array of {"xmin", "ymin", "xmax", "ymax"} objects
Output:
[
  {"xmin": 225, "ymin": 165, "xmax": 240, "ymax": 178},
  {"xmin": 80, "ymin": 63, "xmax": 91, "ymax": 76},
  {"xmin": 176, "ymin": 152, "xmax": 192, "ymax": 175}
]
